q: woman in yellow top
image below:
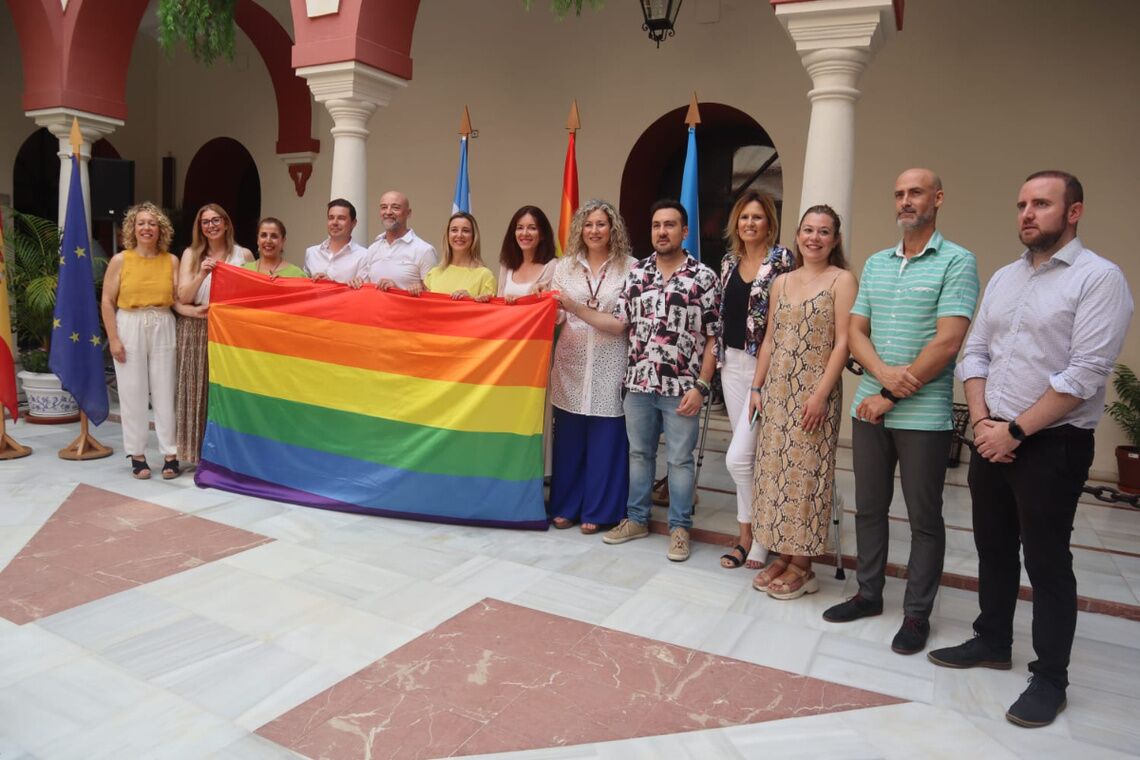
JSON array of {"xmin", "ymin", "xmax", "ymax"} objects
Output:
[
  {"xmin": 100, "ymin": 202, "xmax": 184, "ymax": 480},
  {"xmin": 423, "ymin": 212, "xmax": 496, "ymax": 301}
]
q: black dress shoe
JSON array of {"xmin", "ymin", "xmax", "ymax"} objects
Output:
[
  {"xmin": 1006, "ymin": 676, "xmax": 1067, "ymax": 728},
  {"xmin": 890, "ymin": 616, "xmax": 930, "ymax": 655},
  {"xmin": 927, "ymin": 635, "xmax": 1012, "ymax": 670},
  {"xmin": 822, "ymin": 594, "xmax": 883, "ymax": 623}
]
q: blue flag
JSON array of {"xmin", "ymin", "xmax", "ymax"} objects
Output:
[
  {"xmin": 451, "ymin": 136, "xmax": 470, "ymax": 214},
  {"xmin": 49, "ymin": 153, "xmax": 108, "ymax": 424},
  {"xmin": 680, "ymin": 126, "xmax": 700, "ymax": 260}
]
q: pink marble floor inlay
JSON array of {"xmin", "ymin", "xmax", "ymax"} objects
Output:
[
  {"xmin": 0, "ymin": 484, "xmax": 272, "ymax": 624},
  {"xmin": 258, "ymin": 599, "xmax": 903, "ymax": 758}
]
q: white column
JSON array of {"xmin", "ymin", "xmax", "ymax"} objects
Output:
[
  {"xmin": 297, "ymin": 61, "xmax": 408, "ymax": 242},
  {"xmin": 775, "ymin": 0, "xmax": 896, "ymax": 241},
  {"xmin": 25, "ymin": 107, "xmax": 123, "ymax": 231}
]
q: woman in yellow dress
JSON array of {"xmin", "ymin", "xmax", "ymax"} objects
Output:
[{"xmin": 423, "ymin": 212, "xmax": 496, "ymax": 301}]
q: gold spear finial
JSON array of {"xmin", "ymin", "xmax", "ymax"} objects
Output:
[
  {"xmin": 684, "ymin": 92, "xmax": 701, "ymax": 127},
  {"xmin": 69, "ymin": 117, "xmax": 83, "ymax": 155},
  {"xmin": 566, "ymin": 99, "xmax": 581, "ymax": 131}
]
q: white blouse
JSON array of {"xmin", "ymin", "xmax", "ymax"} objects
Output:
[{"xmin": 550, "ymin": 253, "xmax": 634, "ymax": 417}]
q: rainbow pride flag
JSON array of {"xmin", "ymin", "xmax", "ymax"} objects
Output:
[{"xmin": 195, "ymin": 264, "xmax": 556, "ymax": 530}]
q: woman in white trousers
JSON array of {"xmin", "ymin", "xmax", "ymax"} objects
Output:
[
  {"xmin": 717, "ymin": 191, "xmax": 795, "ymax": 570},
  {"xmin": 101, "ymin": 202, "xmax": 186, "ymax": 480}
]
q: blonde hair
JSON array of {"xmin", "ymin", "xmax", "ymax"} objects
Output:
[
  {"xmin": 120, "ymin": 202, "xmax": 174, "ymax": 253},
  {"xmin": 724, "ymin": 190, "xmax": 780, "ymax": 258},
  {"xmin": 565, "ymin": 199, "xmax": 633, "ymax": 276},
  {"xmin": 441, "ymin": 212, "xmax": 484, "ymax": 268},
  {"xmin": 185, "ymin": 203, "xmax": 235, "ymax": 274}
]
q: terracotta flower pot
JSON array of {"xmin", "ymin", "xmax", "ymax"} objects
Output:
[{"xmin": 1117, "ymin": 445, "xmax": 1140, "ymax": 495}]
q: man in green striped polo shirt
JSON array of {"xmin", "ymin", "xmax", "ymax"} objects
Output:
[{"xmin": 822, "ymin": 168, "xmax": 980, "ymax": 656}]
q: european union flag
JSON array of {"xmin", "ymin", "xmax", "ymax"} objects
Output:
[{"xmin": 49, "ymin": 152, "xmax": 108, "ymax": 424}]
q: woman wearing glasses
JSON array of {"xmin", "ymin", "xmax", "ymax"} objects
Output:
[{"xmin": 175, "ymin": 204, "xmax": 252, "ymax": 465}]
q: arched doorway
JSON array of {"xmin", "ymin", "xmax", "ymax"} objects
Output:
[
  {"xmin": 181, "ymin": 137, "xmax": 261, "ymax": 254},
  {"xmin": 619, "ymin": 104, "xmax": 782, "ymax": 271}
]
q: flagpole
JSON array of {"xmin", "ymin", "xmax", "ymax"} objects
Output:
[
  {"xmin": 681, "ymin": 92, "xmax": 702, "ymax": 261},
  {"xmin": 556, "ymin": 100, "xmax": 581, "ymax": 257},
  {"xmin": 452, "ymin": 107, "xmax": 473, "ymax": 214},
  {"xmin": 0, "ymin": 191, "xmax": 31, "ymax": 458},
  {"xmin": 57, "ymin": 118, "xmax": 112, "ymax": 461}
]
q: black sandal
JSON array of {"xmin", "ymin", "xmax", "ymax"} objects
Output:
[
  {"xmin": 129, "ymin": 456, "xmax": 151, "ymax": 480},
  {"xmin": 720, "ymin": 544, "xmax": 748, "ymax": 569},
  {"xmin": 161, "ymin": 458, "xmax": 181, "ymax": 480}
]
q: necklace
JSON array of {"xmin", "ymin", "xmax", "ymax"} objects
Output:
[
  {"xmin": 260, "ymin": 259, "xmax": 283, "ymax": 277},
  {"xmin": 583, "ymin": 259, "xmax": 608, "ymax": 310},
  {"xmin": 790, "ymin": 267, "xmax": 832, "ymax": 299}
]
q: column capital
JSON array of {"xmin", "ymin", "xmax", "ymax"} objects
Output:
[
  {"xmin": 775, "ymin": 0, "xmax": 895, "ymax": 55},
  {"xmin": 296, "ymin": 60, "xmax": 408, "ymax": 110},
  {"xmin": 25, "ymin": 107, "xmax": 124, "ymax": 159}
]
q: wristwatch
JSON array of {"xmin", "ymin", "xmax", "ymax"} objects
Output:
[
  {"xmin": 1008, "ymin": 419, "xmax": 1027, "ymax": 441},
  {"xmin": 879, "ymin": 387, "xmax": 900, "ymax": 403},
  {"xmin": 694, "ymin": 378, "xmax": 711, "ymax": 398}
]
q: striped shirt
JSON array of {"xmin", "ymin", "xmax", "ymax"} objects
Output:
[
  {"xmin": 851, "ymin": 231, "xmax": 979, "ymax": 430},
  {"xmin": 957, "ymin": 238, "xmax": 1133, "ymax": 430}
]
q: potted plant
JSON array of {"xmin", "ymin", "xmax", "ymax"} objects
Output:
[
  {"xmin": 1107, "ymin": 363, "xmax": 1140, "ymax": 494},
  {"xmin": 4, "ymin": 208, "xmax": 105, "ymax": 423}
]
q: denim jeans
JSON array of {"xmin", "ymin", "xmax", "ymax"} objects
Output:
[{"xmin": 623, "ymin": 390, "xmax": 700, "ymax": 530}]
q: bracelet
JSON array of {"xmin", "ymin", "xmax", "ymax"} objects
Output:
[
  {"xmin": 971, "ymin": 416, "xmax": 992, "ymax": 430},
  {"xmin": 750, "ymin": 386, "xmax": 762, "ymax": 393},
  {"xmin": 695, "ymin": 378, "xmax": 710, "ymax": 391}
]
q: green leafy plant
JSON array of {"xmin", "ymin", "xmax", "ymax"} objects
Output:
[
  {"xmin": 157, "ymin": 0, "xmax": 237, "ymax": 65},
  {"xmin": 3, "ymin": 208, "xmax": 106, "ymax": 356},
  {"xmin": 1107, "ymin": 364, "xmax": 1140, "ymax": 449},
  {"xmin": 523, "ymin": 0, "xmax": 604, "ymax": 19}
]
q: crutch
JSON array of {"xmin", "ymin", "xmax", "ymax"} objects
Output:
[
  {"xmin": 832, "ymin": 356, "xmax": 864, "ymax": 580},
  {"xmin": 832, "ymin": 482, "xmax": 846, "ymax": 579}
]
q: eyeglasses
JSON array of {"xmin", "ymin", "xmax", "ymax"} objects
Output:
[{"xmin": 201, "ymin": 217, "xmax": 224, "ymax": 228}]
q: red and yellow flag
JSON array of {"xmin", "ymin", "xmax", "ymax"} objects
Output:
[
  {"xmin": 0, "ymin": 207, "xmax": 18, "ymax": 421},
  {"xmin": 556, "ymin": 101, "xmax": 581, "ymax": 256}
]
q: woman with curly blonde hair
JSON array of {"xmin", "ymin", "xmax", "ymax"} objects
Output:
[
  {"xmin": 100, "ymin": 202, "xmax": 185, "ymax": 480},
  {"xmin": 547, "ymin": 199, "xmax": 636, "ymax": 532},
  {"xmin": 175, "ymin": 204, "xmax": 252, "ymax": 465}
]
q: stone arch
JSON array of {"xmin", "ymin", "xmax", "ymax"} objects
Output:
[
  {"xmin": 181, "ymin": 138, "xmax": 261, "ymax": 254},
  {"xmin": 620, "ymin": 103, "xmax": 782, "ymax": 267}
]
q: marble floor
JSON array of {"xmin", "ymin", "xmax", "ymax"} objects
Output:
[{"xmin": 1, "ymin": 415, "xmax": 1139, "ymax": 758}]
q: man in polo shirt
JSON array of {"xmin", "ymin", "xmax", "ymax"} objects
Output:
[
  {"xmin": 556, "ymin": 200, "xmax": 720, "ymax": 562},
  {"xmin": 822, "ymin": 168, "xmax": 979, "ymax": 656},
  {"xmin": 361, "ymin": 190, "xmax": 437, "ymax": 291},
  {"xmin": 929, "ymin": 171, "xmax": 1132, "ymax": 727},
  {"xmin": 304, "ymin": 198, "xmax": 369, "ymax": 283}
]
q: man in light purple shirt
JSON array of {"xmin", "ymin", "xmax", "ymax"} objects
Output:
[{"xmin": 928, "ymin": 171, "xmax": 1133, "ymax": 729}]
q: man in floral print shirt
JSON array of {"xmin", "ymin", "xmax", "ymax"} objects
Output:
[{"xmin": 557, "ymin": 200, "xmax": 720, "ymax": 562}]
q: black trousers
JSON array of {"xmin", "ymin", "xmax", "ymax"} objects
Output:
[{"xmin": 968, "ymin": 424, "xmax": 1094, "ymax": 689}]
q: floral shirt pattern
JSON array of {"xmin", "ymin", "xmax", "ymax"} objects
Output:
[
  {"xmin": 716, "ymin": 245, "xmax": 794, "ymax": 365},
  {"xmin": 614, "ymin": 253, "xmax": 721, "ymax": 397}
]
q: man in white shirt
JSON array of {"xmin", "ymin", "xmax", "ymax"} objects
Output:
[
  {"xmin": 304, "ymin": 199, "xmax": 369, "ymax": 283},
  {"xmin": 928, "ymin": 171, "xmax": 1133, "ymax": 728},
  {"xmin": 361, "ymin": 190, "xmax": 438, "ymax": 291}
]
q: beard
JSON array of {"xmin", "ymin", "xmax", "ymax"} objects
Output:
[
  {"xmin": 1020, "ymin": 224, "xmax": 1065, "ymax": 253},
  {"xmin": 896, "ymin": 207, "xmax": 934, "ymax": 232}
]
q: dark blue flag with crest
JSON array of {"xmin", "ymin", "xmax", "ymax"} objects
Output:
[{"xmin": 49, "ymin": 151, "xmax": 109, "ymax": 424}]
